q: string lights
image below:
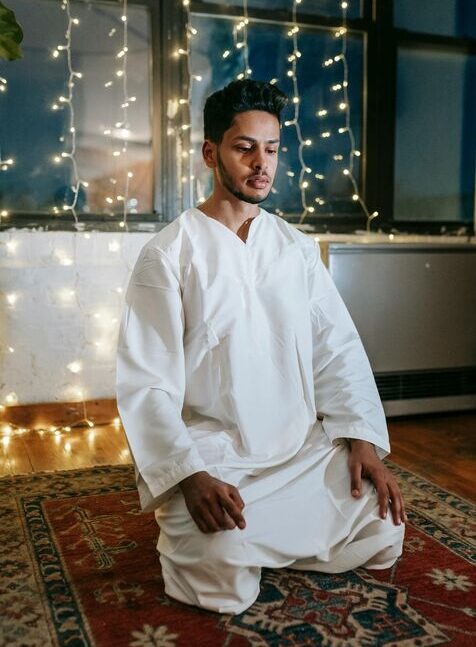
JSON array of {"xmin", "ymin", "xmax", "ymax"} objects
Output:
[
  {"xmin": 284, "ymin": 0, "xmax": 317, "ymax": 223},
  {"xmin": 176, "ymin": 0, "xmax": 199, "ymax": 208},
  {"xmin": 234, "ymin": 0, "xmax": 251, "ymax": 81},
  {"xmin": 0, "ymin": 409, "xmax": 124, "ymax": 448},
  {"xmin": 184, "ymin": 0, "xmax": 378, "ymax": 230},
  {"xmin": 0, "ymin": 229, "xmax": 133, "ymax": 444},
  {"xmin": 49, "ymin": 0, "xmax": 135, "ymax": 228},
  {"xmin": 50, "ymin": 0, "xmax": 83, "ymax": 226},
  {"xmin": 308, "ymin": 0, "xmax": 379, "ymax": 230},
  {"xmin": 102, "ymin": 0, "xmax": 134, "ymax": 230},
  {"xmin": 1, "ymin": 0, "xmax": 388, "ymax": 451},
  {"xmin": 0, "ymin": 0, "xmax": 143, "ymax": 461},
  {"xmin": 0, "ymin": 0, "xmax": 136, "ymax": 451},
  {"xmin": 174, "ymin": 0, "xmax": 253, "ymax": 206}
]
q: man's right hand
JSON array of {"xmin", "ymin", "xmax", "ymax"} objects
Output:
[{"xmin": 178, "ymin": 471, "xmax": 246, "ymax": 534}]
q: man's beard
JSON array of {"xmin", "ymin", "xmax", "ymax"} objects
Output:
[{"xmin": 216, "ymin": 150, "xmax": 270, "ymax": 205}]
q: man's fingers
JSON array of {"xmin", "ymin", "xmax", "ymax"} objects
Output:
[
  {"xmin": 209, "ymin": 499, "xmax": 235, "ymax": 530},
  {"xmin": 373, "ymin": 477, "xmax": 389, "ymax": 519},
  {"xmin": 388, "ymin": 481, "xmax": 405, "ymax": 526},
  {"xmin": 220, "ymin": 491, "xmax": 246, "ymax": 529},
  {"xmin": 228, "ymin": 487, "xmax": 245, "ymax": 511},
  {"xmin": 195, "ymin": 517, "xmax": 209, "ymax": 534},
  {"xmin": 350, "ymin": 462, "xmax": 362, "ymax": 497},
  {"xmin": 198, "ymin": 508, "xmax": 221, "ymax": 533}
]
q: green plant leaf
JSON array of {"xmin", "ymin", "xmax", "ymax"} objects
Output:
[{"xmin": 0, "ymin": 1, "xmax": 24, "ymax": 61}]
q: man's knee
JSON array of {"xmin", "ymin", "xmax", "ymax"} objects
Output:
[
  {"xmin": 157, "ymin": 522, "xmax": 260, "ymax": 613},
  {"xmin": 363, "ymin": 516, "xmax": 405, "ymax": 569}
]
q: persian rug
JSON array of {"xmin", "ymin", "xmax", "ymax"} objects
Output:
[{"xmin": 1, "ymin": 462, "xmax": 474, "ymax": 646}]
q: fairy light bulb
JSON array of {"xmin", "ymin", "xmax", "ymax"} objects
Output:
[
  {"xmin": 67, "ymin": 361, "xmax": 82, "ymax": 373},
  {"xmin": 108, "ymin": 240, "xmax": 120, "ymax": 252}
]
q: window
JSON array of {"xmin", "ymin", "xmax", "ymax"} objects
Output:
[
  {"xmin": 0, "ymin": 0, "xmax": 154, "ymax": 229},
  {"xmin": 1, "ymin": 1, "xmax": 475, "ymax": 234},
  {"xmin": 392, "ymin": 1, "xmax": 476, "ymax": 228},
  {"xmin": 394, "ymin": 48, "xmax": 475, "ymax": 223}
]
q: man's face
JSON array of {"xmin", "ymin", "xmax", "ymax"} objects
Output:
[{"xmin": 204, "ymin": 110, "xmax": 280, "ymax": 205}]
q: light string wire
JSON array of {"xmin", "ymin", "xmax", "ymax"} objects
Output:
[
  {"xmin": 286, "ymin": 0, "xmax": 316, "ymax": 224},
  {"xmin": 234, "ymin": 0, "xmax": 251, "ymax": 80},
  {"xmin": 181, "ymin": 0, "xmax": 197, "ymax": 208},
  {"xmin": 324, "ymin": 0, "xmax": 379, "ymax": 231},
  {"xmin": 103, "ymin": 0, "xmax": 135, "ymax": 229},
  {"xmin": 117, "ymin": 0, "xmax": 132, "ymax": 230},
  {"xmin": 51, "ymin": 0, "xmax": 82, "ymax": 227}
]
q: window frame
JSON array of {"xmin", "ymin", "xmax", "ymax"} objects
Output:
[{"xmin": 2, "ymin": 0, "xmax": 475, "ymax": 234}]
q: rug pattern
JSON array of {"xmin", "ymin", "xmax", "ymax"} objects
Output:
[{"xmin": 0, "ymin": 462, "xmax": 474, "ymax": 646}]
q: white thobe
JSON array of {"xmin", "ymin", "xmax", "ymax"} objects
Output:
[{"xmin": 116, "ymin": 206, "xmax": 404, "ymax": 614}]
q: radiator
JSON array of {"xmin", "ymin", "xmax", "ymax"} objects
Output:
[{"xmin": 328, "ymin": 243, "xmax": 476, "ymax": 416}]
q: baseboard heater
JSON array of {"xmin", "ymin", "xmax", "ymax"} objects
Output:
[
  {"xmin": 375, "ymin": 366, "xmax": 476, "ymax": 416},
  {"xmin": 327, "ymin": 242, "xmax": 476, "ymax": 417}
]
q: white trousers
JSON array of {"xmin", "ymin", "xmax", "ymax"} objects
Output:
[{"xmin": 154, "ymin": 434, "xmax": 405, "ymax": 615}]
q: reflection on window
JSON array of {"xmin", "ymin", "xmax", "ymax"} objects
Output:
[
  {"xmin": 394, "ymin": 48, "xmax": 476, "ymax": 223},
  {"xmin": 190, "ymin": 14, "xmax": 363, "ymax": 222},
  {"xmin": 394, "ymin": 0, "xmax": 476, "ymax": 39},
  {"xmin": 0, "ymin": 0, "xmax": 152, "ymax": 216}
]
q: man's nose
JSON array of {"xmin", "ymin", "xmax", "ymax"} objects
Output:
[{"xmin": 252, "ymin": 148, "xmax": 267, "ymax": 171}]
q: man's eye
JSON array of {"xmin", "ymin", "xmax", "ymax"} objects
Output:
[
  {"xmin": 238, "ymin": 147, "xmax": 251, "ymax": 152},
  {"xmin": 268, "ymin": 150, "xmax": 278, "ymax": 155}
]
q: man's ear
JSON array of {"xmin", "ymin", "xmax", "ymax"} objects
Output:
[{"xmin": 202, "ymin": 140, "xmax": 217, "ymax": 169}]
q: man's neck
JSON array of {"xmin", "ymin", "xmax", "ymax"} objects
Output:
[{"xmin": 197, "ymin": 198, "xmax": 260, "ymax": 233}]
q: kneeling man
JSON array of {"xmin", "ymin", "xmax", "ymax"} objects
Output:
[{"xmin": 116, "ymin": 79, "xmax": 406, "ymax": 615}]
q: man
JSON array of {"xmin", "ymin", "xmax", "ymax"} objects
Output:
[{"xmin": 116, "ymin": 79, "xmax": 405, "ymax": 615}]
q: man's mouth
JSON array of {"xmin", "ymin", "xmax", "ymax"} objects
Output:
[{"xmin": 247, "ymin": 177, "xmax": 269, "ymax": 189}]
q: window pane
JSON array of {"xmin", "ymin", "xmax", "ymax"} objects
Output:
[
  {"xmin": 0, "ymin": 0, "xmax": 153, "ymax": 216},
  {"xmin": 394, "ymin": 48, "xmax": 476, "ymax": 223},
  {"xmin": 203, "ymin": 0, "xmax": 362, "ymax": 19},
  {"xmin": 190, "ymin": 14, "xmax": 364, "ymax": 222},
  {"xmin": 394, "ymin": 0, "xmax": 476, "ymax": 39}
]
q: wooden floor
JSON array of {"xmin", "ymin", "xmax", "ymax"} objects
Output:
[{"xmin": 1, "ymin": 408, "xmax": 475, "ymax": 503}]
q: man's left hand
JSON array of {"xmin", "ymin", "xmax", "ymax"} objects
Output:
[{"xmin": 347, "ymin": 439, "xmax": 407, "ymax": 526}]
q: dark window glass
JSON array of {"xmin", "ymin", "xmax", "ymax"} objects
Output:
[
  {"xmin": 394, "ymin": 48, "xmax": 476, "ymax": 223},
  {"xmin": 394, "ymin": 0, "xmax": 476, "ymax": 39}
]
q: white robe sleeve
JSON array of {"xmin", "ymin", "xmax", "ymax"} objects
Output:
[
  {"xmin": 307, "ymin": 241, "xmax": 390, "ymax": 459},
  {"xmin": 116, "ymin": 246, "xmax": 206, "ymax": 512}
]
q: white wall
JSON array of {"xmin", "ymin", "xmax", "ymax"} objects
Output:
[
  {"xmin": 0, "ymin": 231, "xmax": 151, "ymax": 406},
  {"xmin": 2, "ymin": 228, "xmax": 473, "ymax": 408}
]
